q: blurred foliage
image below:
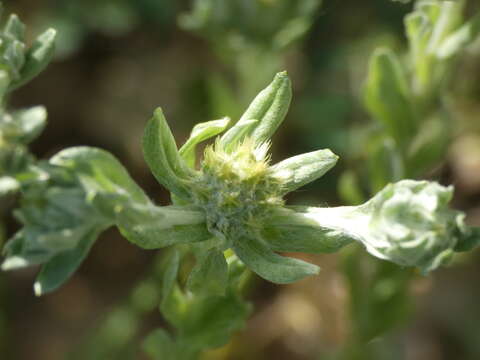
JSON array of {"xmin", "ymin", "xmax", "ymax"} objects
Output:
[
  {"xmin": 179, "ymin": 0, "xmax": 322, "ymax": 115},
  {"xmin": 29, "ymin": 0, "xmax": 178, "ymax": 58}
]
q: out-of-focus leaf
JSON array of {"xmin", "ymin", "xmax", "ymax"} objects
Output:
[
  {"xmin": 407, "ymin": 114, "xmax": 450, "ymax": 177},
  {"xmin": 179, "ymin": 0, "xmax": 321, "ymax": 52},
  {"xmin": 33, "ymin": 225, "xmax": 104, "ymax": 296},
  {"xmin": 233, "ymin": 235, "xmax": 319, "ymax": 284},
  {"xmin": 338, "ymin": 170, "xmax": 366, "ymax": 205},
  {"xmin": 364, "ymin": 48, "xmax": 415, "ymax": 148},
  {"xmin": 455, "ymin": 227, "xmax": 480, "ymax": 252},
  {"xmin": 3, "ymin": 40, "xmax": 25, "ymax": 77},
  {"xmin": 159, "ymin": 249, "xmax": 187, "ymax": 328},
  {"xmin": 179, "ymin": 290, "xmax": 251, "ymax": 350},
  {"xmin": 425, "ymin": 1, "xmax": 464, "ymax": 53},
  {"xmin": 0, "ymin": 176, "xmax": 19, "ymax": 196},
  {"xmin": 367, "ymin": 135, "xmax": 404, "ymax": 193},
  {"xmin": 10, "ymin": 28, "xmax": 57, "ymax": 90},
  {"xmin": 342, "ymin": 247, "xmax": 412, "ymax": 342},
  {"xmin": 206, "ymin": 74, "xmax": 241, "ymax": 120},
  {"xmin": 2, "ymin": 179, "xmax": 108, "ymax": 271},
  {"xmin": 4, "ymin": 14, "xmax": 25, "ymax": 41},
  {"xmin": 0, "ymin": 106, "xmax": 47, "ymax": 144},
  {"xmin": 405, "ymin": 0, "xmax": 466, "ymax": 96},
  {"xmin": 187, "ymin": 249, "xmax": 228, "ymax": 296},
  {"xmin": 0, "ymin": 69, "xmax": 10, "ymax": 97},
  {"xmin": 143, "ymin": 329, "xmax": 177, "ymax": 360},
  {"xmin": 437, "ymin": 12, "xmax": 480, "ymax": 59}
]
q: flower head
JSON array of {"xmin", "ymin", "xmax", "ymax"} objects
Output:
[{"xmin": 4, "ymin": 72, "xmax": 477, "ymax": 295}]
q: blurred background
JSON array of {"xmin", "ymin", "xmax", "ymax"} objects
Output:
[{"xmin": 2, "ymin": 0, "xmax": 480, "ymax": 359}]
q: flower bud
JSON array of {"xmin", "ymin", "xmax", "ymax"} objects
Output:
[{"xmin": 361, "ymin": 180, "xmax": 466, "ymax": 272}]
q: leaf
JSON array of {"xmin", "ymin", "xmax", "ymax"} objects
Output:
[
  {"xmin": 342, "ymin": 248, "xmax": 412, "ymax": 342},
  {"xmin": 220, "ymin": 72, "xmax": 292, "ymax": 149},
  {"xmin": 455, "ymin": 227, "xmax": 480, "ymax": 252},
  {"xmin": 10, "ymin": 106, "xmax": 47, "ymax": 144},
  {"xmin": 338, "ymin": 170, "xmax": 366, "ymax": 205},
  {"xmin": 143, "ymin": 329, "xmax": 177, "ymax": 360},
  {"xmin": 49, "ymin": 147, "xmax": 210, "ymax": 250},
  {"xmin": 4, "ymin": 40, "xmax": 25, "ymax": 76},
  {"xmin": 10, "ymin": 28, "xmax": 56, "ymax": 90},
  {"xmin": 2, "ymin": 218, "xmax": 96, "ymax": 272},
  {"xmin": 50, "ymin": 146, "xmax": 150, "ymax": 215},
  {"xmin": 437, "ymin": 12, "xmax": 480, "ymax": 59},
  {"xmin": 405, "ymin": 12, "xmax": 429, "ymax": 59},
  {"xmin": 232, "ymin": 235, "xmax": 319, "ymax": 284},
  {"xmin": 250, "ymin": 72, "xmax": 292, "ymax": 145},
  {"xmin": 364, "ymin": 48, "xmax": 416, "ymax": 148},
  {"xmin": 179, "ymin": 117, "xmax": 230, "ymax": 168},
  {"xmin": 1, "ymin": 231, "xmax": 45, "ymax": 270},
  {"xmin": 262, "ymin": 207, "xmax": 354, "ymax": 253},
  {"xmin": 426, "ymin": 1, "xmax": 464, "ymax": 53},
  {"xmin": 0, "ymin": 69, "xmax": 10, "ymax": 97},
  {"xmin": 4, "ymin": 14, "xmax": 25, "ymax": 41},
  {"xmin": 159, "ymin": 249, "xmax": 187, "ymax": 328},
  {"xmin": 33, "ymin": 226, "xmax": 104, "ymax": 296},
  {"xmin": 218, "ymin": 119, "xmax": 258, "ymax": 152},
  {"xmin": 407, "ymin": 114, "xmax": 450, "ymax": 177},
  {"xmin": 2, "ymin": 166, "xmax": 110, "ymax": 273},
  {"xmin": 143, "ymin": 108, "xmax": 193, "ymax": 200},
  {"xmin": 0, "ymin": 176, "xmax": 19, "ymax": 196},
  {"xmin": 180, "ymin": 291, "xmax": 251, "ymax": 350},
  {"xmin": 117, "ymin": 204, "xmax": 210, "ymax": 249},
  {"xmin": 186, "ymin": 249, "xmax": 228, "ymax": 296},
  {"xmin": 270, "ymin": 149, "xmax": 338, "ymax": 194},
  {"xmin": 367, "ymin": 134, "xmax": 404, "ymax": 193}
]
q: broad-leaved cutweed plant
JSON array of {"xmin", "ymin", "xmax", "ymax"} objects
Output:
[{"xmin": 1, "ymin": 2, "xmax": 480, "ymax": 359}]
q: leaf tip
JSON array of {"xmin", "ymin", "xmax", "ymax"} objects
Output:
[
  {"xmin": 44, "ymin": 28, "xmax": 57, "ymax": 39},
  {"xmin": 33, "ymin": 281, "xmax": 43, "ymax": 297},
  {"xmin": 1, "ymin": 256, "xmax": 28, "ymax": 271}
]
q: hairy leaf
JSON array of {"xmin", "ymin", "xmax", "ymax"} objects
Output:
[
  {"xmin": 364, "ymin": 48, "xmax": 416, "ymax": 148},
  {"xmin": 233, "ymin": 235, "xmax": 319, "ymax": 284},
  {"xmin": 187, "ymin": 249, "xmax": 228, "ymax": 296},
  {"xmin": 117, "ymin": 204, "xmax": 210, "ymax": 249},
  {"xmin": 220, "ymin": 72, "xmax": 291, "ymax": 149},
  {"xmin": 271, "ymin": 149, "xmax": 338, "ymax": 194},
  {"xmin": 34, "ymin": 225, "xmax": 105, "ymax": 296},
  {"xmin": 143, "ymin": 108, "xmax": 193, "ymax": 200},
  {"xmin": 10, "ymin": 28, "xmax": 56, "ymax": 90},
  {"xmin": 179, "ymin": 117, "xmax": 230, "ymax": 168}
]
